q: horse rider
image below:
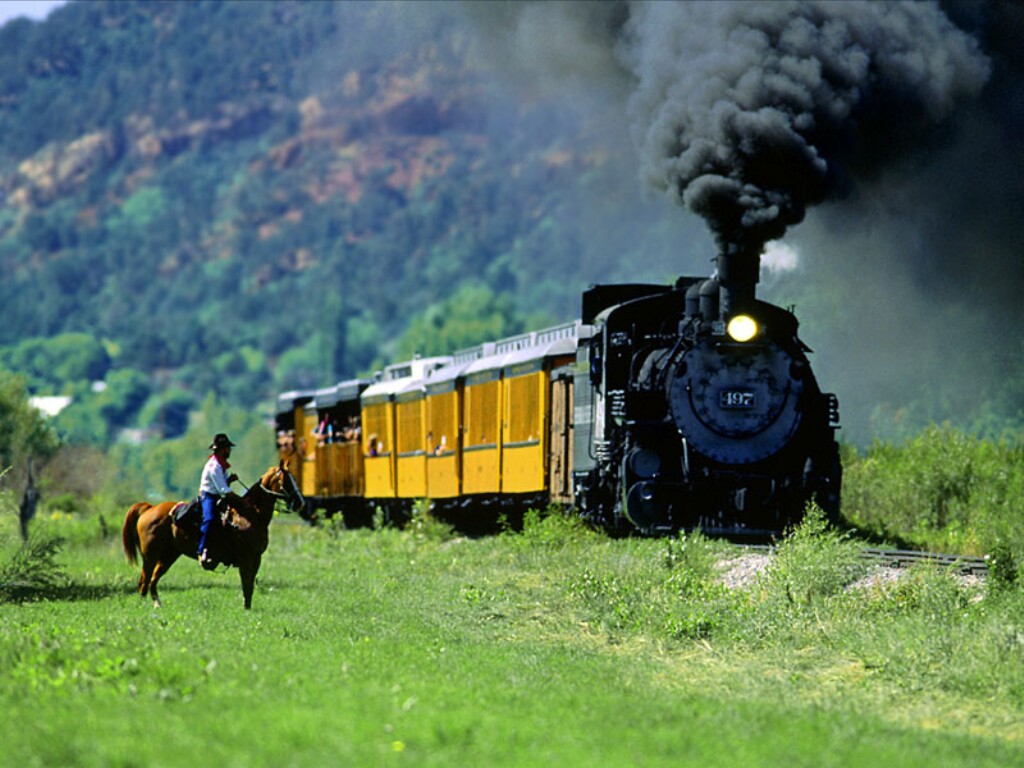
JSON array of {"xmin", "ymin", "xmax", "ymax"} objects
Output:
[{"xmin": 198, "ymin": 433, "xmax": 243, "ymax": 569}]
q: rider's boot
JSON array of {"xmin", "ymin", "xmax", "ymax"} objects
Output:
[{"xmin": 199, "ymin": 548, "xmax": 217, "ymax": 571}]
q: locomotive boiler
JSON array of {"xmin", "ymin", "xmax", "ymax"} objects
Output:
[{"xmin": 572, "ymin": 249, "xmax": 841, "ymax": 535}]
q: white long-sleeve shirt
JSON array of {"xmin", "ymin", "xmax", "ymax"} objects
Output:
[{"xmin": 198, "ymin": 455, "xmax": 232, "ymax": 497}]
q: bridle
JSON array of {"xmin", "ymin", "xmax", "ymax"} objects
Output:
[{"xmin": 257, "ymin": 467, "xmax": 305, "ymax": 513}]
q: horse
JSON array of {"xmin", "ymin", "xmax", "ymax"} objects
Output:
[{"xmin": 121, "ymin": 462, "xmax": 304, "ymax": 609}]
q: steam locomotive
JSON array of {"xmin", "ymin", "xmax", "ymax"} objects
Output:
[{"xmin": 276, "ymin": 250, "xmax": 841, "ymax": 535}]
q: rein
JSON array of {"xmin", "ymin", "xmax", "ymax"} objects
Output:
[
  {"xmin": 234, "ymin": 468, "xmax": 303, "ymax": 516},
  {"xmin": 237, "ymin": 475, "xmax": 287, "ymax": 499},
  {"xmin": 257, "ymin": 479, "xmax": 291, "ymax": 499}
]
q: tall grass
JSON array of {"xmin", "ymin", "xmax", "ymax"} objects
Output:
[
  {"xmin": 4, "ymin": 429, "xmax": 1024, "ymax": 765},
  {"xmin": 1, "ymin": 501, "xmax": 1023, "ymax": 765},
  {"xmin": 842, "ymin": 424, "xmax": 1024, "ymax": 561}
]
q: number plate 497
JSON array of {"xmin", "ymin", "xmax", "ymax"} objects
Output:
[{"xmin": 720, "ymin": 390, "xmax": 755, "ymax": 409}]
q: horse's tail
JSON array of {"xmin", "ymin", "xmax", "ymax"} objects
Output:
[{"xmin": 122, "ymin": 502, "xmax": 149, "ymax": 565}]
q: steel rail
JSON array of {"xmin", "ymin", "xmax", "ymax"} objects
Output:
[
  {"xmin": 859, "ymin": 548, "xmax": 988, "ymax": 576},
  {"xmin": 735, "ymin": 543, "xmax": 989, "ymax": 576}
]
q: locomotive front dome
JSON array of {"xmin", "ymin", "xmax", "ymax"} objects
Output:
[{"xmin": 667, "ymin": 335, "xmax": 805, "ymax": 465}]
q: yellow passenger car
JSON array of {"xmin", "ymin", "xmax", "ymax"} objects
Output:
[
  {"xmin": 500, "ymin": 323, "xmax": 579, "ymax": 495},
  {"xmin": 310, "ymin": 379, "xmax": 369, "ymax": 500},
  {"xmin": 461, "ymin": 343, "xmax": 505, "ymax": 497},
  {"xmin": 276, "ymin": 324, "xmax": 584, "ymax": 525},
  {"xmin": 361, "ymin": 357, "xmax": 451, "ymax": 503},
  {"xmin": 423, "ymin": 349, "xmax": 480, "ymax": 499},
  {"xmin": 395, "ymin": 382, "xmax": 428, "ymax": 499},
  {"xmin": 275, "ymin": 390, "xmax": 315, "ymax": 496}
]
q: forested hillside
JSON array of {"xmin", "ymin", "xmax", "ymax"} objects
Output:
[
  {"xmin": 0, "ymin": 0, "xmax": 708, "ymax": 449},
  {"xmin": 0, "ymin": 0, "xmax": 1021, "ymax": 468}
]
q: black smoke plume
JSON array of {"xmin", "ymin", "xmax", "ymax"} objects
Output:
[
  {"xmin": 620, "ymin": 1, "xmax": 990, "ymax": 258},
  {"xmin": 460, "ymin": 0, "xmax": 1023, "ymax": 439}
]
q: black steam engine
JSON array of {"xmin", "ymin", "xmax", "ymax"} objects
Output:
[{"xmin": 573, "ymin": 250, "xmax": 841, "ymax": 535}]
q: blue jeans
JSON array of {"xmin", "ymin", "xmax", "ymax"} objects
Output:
[{"xmin": 198, "ymin": 492, "xmax": 220, "ymax": 556}]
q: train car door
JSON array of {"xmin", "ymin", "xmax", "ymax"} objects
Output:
[
  {"xmin": 499, "ymin": 322, "xmax": 580, "ymax": 496},
  {"xmin": 395, "ymin": 385, "xmax": 428, "ymax": 499},
  {"xmin": 549, "ymin": 368, "xmax": 574, "ymax": 504},
  {"xmin": 462, "ymin": 368, "xmax": 504, "ymax": 496},
  {"xmin": 501, "ymin": 360, "xmax": 548, "ymax": 494},
  {"xmin": 361, "ymin": 392, "xmax": 397, "ymax": 500}
]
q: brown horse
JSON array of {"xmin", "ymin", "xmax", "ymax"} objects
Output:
[{"xmin": 121, "ymin": 462, "xmax": 304, "ymax": 609}]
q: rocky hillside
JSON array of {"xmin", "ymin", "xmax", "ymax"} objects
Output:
[
  {"xmin": 1, "ymin": 0, "xmax": 1021, "ymax": 451},
  {"xmin": 0, "ymin": 0, "xmax": 704, "ymax": 446}
]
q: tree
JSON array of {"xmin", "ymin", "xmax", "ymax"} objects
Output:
[
  {"xmin": 52, "ymin": 399, "xmax": 110, "ymax": 445},
  {"xmin": 97, "ymin": 368, "xmax": 151, "ymax": 427},
  {"xmin": 395, "ymin": 283, "xmax": 525, "ymax": 359},
  {"xmin": 0, "ymin": 371, "xmax": 60, "ymax": 491},
  {"xmin": 109, "ymin": 394, "xmax": 276, "ymax": 501},
  {"xmin": 139, "ymin": 389, "xmax": 196, "ymax": 439},
  {"xmin": 1, "ymin": 333, "xmax": 111, "ymax": 393}
]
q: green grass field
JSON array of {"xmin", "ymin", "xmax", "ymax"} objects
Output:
[{"xmin": 1, "ymin": 507, "xmax": 1023, "ymax": 767}]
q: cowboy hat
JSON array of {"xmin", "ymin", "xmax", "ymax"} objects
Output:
[{"xmin": 209, "ymin": 433, "xmax": 236, "ymax": 449}]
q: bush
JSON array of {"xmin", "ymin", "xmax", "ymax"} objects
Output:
[
  {"xmin": 46, "ymin": 493, "xmax": 88, "ymax": 517},
  {"xmin": 507, "ymin": 506, "xmax": 598, "ymax": 549},
  {"xmin": 842, "ymin": 425, "xmax": 1024, "ymax": 560},
  {"xmin": 0, "ymin": 535, "xmax": 67, "ymax": 603},
  {"xmin": 986, "ymin": 543, "xmax": 1019, "ymax": 591},
  {"xmin": 407, "ymin": 499, "xmax": 456, "ymax": 543},
  {"xmin": 764, "ymin": 505, "xmax": 868, "ymax": 607}
]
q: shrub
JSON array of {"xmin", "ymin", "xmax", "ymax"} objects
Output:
[
  {"xmin": 47, "ymin": 493, "xmax": 87, "ymax": 517},
  {"xmin": 986, "ymin": 542, "xmax": 1019, "ymax": 591},
  {"xmin": 407, "ymin": 499, "xmax": 456, "ymax": 543},
  {"xmin": 842, "ymin": 425, "xmax": 1024, "ymax": 560},
  {"xmin": 509, "ymin": 506, "xmax": 598, "ymax": 549},
  {"xmin": 763, "ymin": 504, "xmax": 867, "ymax": 607},
  {"xmin": 0, "ymin": 535, "xmax": 67, "ymax": 603}
]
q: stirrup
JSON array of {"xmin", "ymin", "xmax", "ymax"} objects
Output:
[{"xmin": 199, "ymin": 550, "xmax": 217, "ymax": 571}]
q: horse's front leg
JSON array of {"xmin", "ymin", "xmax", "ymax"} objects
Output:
[{"xmin": 238, "ymin": 554, "xmax": 261, "ymax": 610}]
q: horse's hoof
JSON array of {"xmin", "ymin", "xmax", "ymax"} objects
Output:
[{"xmin": 153, "ymin": 599, "xmax": 162, "ymax": 609}]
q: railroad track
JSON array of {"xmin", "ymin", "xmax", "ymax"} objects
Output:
[
  {"xmin": 272, "ymin": 515, "xmax": 992, "ymax": 577},
  {"xmin": 859, "ymin": 548, "xmax": 988, "ymax": 576},
  {"xmin": 740, "ymin": 543, "xmax": 989, "ymax": 576}
]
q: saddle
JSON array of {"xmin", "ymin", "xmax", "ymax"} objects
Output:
[
  {"xmin": 172, "ymin": 499, "xmax": 203, "ymax": 531},
  {"xmin": 173, "ymin": 499, "xmax": 238, "ymax": 569}
]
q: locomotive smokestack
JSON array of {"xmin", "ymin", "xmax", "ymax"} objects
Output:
[{"xmin": 717, "ymin": 247, "xmax": 759, "ymax": 319}]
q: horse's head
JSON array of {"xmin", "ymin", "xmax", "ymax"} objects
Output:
[{"xmin": 259, "ymin": 461, "xmax": 305, "ymax": 515}]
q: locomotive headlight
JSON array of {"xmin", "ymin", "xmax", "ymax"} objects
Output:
[{"xmin": 726, "ymin": 314, "xmax": 759, "ymax": 342}]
